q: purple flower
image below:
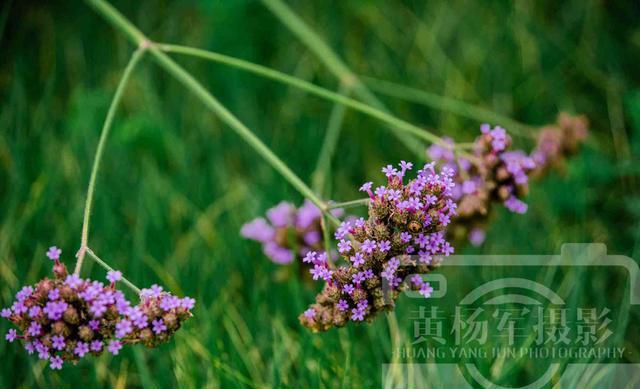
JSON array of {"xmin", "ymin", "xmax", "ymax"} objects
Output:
[
  {"xmin": 266, "ymin": 202, "xmax": 294, "ymax": 228},
  {"xmin": 350, "ymin": 252, "xmax": 365, "ymax": 267},
  {"xmin": 12, "ymin": 301, "xmax": 27, "ymax": 315},
  {"xmin": 263, "ymin": 242, "xmax": 295, "ymax": 264},
  {"xmin": 360, "ymin": 182, "xmax": 374, "ymax": 198},
  {"xmin": 303, "ymin": 308, "xmax": 315, "ymax": 319},
  {"xmin": 352, "ymin": 272, "xmax": 365, "ymax": 285},
  {"xmin": 75, "ymin": 341, "xmax": 89, "ymax": 357},
  {"xmin": 378, "ymin": 240, "xmax": 391, "ymax": 253},
  {"xmin": 91, "ymin": 340, "xmax": 103, "ymax": 352},
  {"xmin": 180, "ymin": 297, "xmax": 196, "ymax": 310},
  {"xmin": 303, "ymin": 251, "xmax": 318, "ymax": 264},
  {"xmin": 337, "ymin": 299, "xmax": 349, "ymax": 311},
  {"xmin": 108, "ymin": 340, "xmax": 122, "ymax": 355},
  {"xmin": 107, "ymin": 270, "xmax": 122, "ymax": 283},
  {"xmin": 337, "ymin": 240, "xmax": 352, "ymax": 254},
  {"xmin": 505, "ymin": 196, "xmax": 528, "ymax": 214},
  {"xmin": 24, "ymin": 342, "xmax": 35, "ymax": 354},
  {"xmin": 399, "ymin": 160, "xmax": 413, "ymax": 174},
  {"xmin": 310, "ymin": 264, "xmax": 327, "ymax": 281},
  {"xmin": 400, "ymin": 232, "xmax": 412, "ymax": 243},
  {"xmin": 419, "ymin": 282, "xmax": 434, "ymax": 298},
  {"xmin": 28, "ymin": 305, "xmax": 42, "ymax": 318},
  {"xmin": 468, "ymin": 228, "xmax": 486, "ymax": 246},
  {"xmin": 351, "ymin": 307, "xmax": 365, "ymax": 321},
  {"xmin": 46, "ymin": 246, "xmax": 62, "ymax": 261},
  {"xmin": 36, "ymin": 343, "xmax": 50, "ymax": 360},
  {"xmin": 342, "ymin": 284, "xmax": 355, "ymax": 295},
  {"xmin": 133, "ymin": 314, "xmax": 149, "ymax": 329},
  {"xmin": 296, "ymin": 200, "xmax": 322, "ymax": 229},
  {"xmin": 49, "ymin": 355, "xmax": 63, "ymax": 370},
  {"xmin": 64, "ymin": 274, "xmax": 83, "ymax": 289},
  {"xmin": 240, "ymin": 218, "xmax": 275, "ymax": 243},
  {"xmin": 48, "ymin": 289, "xmax": 60, "ymax": 300},
  {"xmin": 52, "ymin": 335, "xmax": 65, "ymax": 350},
  {"xmin": 0, "ymin": 308, "xmax": 11, "ymax": 318},
  {"xmin": 89, "ymin": 302, "xmax": 106, "ymax": 318},
  {"xmin": 28, "ymin": 322, "xmax": 41, "ymax": 337},
  {"xmin": 6, "ymin": 329, "xmax": 17, "ymax": 342},
  {"xmin": 115, "ymin": 319, "xmax": 133, "ymax": 338},
  {"xmin": 16, "ymin": 286, "xmax": 33, "ymax": 301},
  {"xmin": 89, "ymin": 320, "xmax": 100, "ymax": 330},
  {"xmin": 152, "ymin": 319, "xmax": 167, "ymax": 334},
  {"xmin": 361, "ymin": 239, "xmax": 377, "ymax": 254},
  {"xmin": 335, "ymin": 220, "xmax": 352, "ymax": 240},
  {"xmin": 382, "ymin": 165, "xmax": 398, "ymax": 178}
]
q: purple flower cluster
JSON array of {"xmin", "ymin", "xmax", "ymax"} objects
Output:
[
  {"xmin": 427, "ymin": 124, "xmax": 536, "ymax": 246},
  {"xmin": 532, "ymin": 112, "xmax": 589, "ymax": 174},
  {"xmin": 241, "ymin": 200, "xmax": 342, "ymax": 266},
  {"xmin": 299, "ymin": 161, "xmax": 456, "ymax": 332},
  {"xmin": 2, "ymin": 247, "xmax": 195, "ymax": 369}
]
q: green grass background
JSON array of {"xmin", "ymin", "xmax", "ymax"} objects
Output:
[{"xmin": 1, "ymin": 0, "xmax": 640, "ymax": 387}]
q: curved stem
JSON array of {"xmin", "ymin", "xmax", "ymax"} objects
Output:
[
  {"xmin": 329, "ymin": 198, "xmax": 369, "ymax": 210},
  {"xmin": 361, "ymin": 76, "xmax": 536, "ymax": 139},
  {"xmin": 85, "ymin": 248, "xmax": 141, "ymax": 294},
  {"xmin": 75, "ymin": 48, "xmax": 146, "ymax": 275},
  {"xmin": 159, "ymin": 44, "xmax": 449, "ymax": 148}
]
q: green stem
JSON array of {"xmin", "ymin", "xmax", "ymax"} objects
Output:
[
  {"xmin": 75, "ymin": 47, "xmax": 145, "ymax": 275},
  {"xmin": 328, "ymin": 198, "xmax": 370, "ymax": 210},
  {"xmin": 83, "ymin": 0, "xmax": 340, "ymax": 227},
  {"xmin": 159, "ymin": 44, "xmax": 447, "ymax": 148},
  {"xmin": 361, "ymin": 76, "xmax": 536, "ymax": 138},
  {"xmin": 85, "ymin": 248, "xmax": 141, "ymax": 294}
]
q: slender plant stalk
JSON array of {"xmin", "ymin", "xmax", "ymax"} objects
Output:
[
  {"xmin": 158, "ymin": 44, "xmax": 450, "ymax": 149},
  {"xmin": 75, "ymin": 47, "xmax": 146, "ymax": 275},
  {"xmin": 329, "ymin": 198, "xmax": 369, "ymax": 210},
  {"xmin": 83, "ymin": 0, "xmax": 341, "ymax": 228},
  {"xmin": 361, "ymin": 76, "xmax": 536, "ymax": 138},
  {"xmin": 261, "ymin": 0, "xmax": 427, "ymax": 158},
  {"xmin": 311, "ymin": 85, "xmax": 349, "ymax": 195},
  {"xmin": 85, "ymin": 248, "xmax": 141, "ymax": 294}
]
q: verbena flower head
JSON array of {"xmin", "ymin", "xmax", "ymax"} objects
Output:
[
  {"xmin": 241, "ymin": 200, "xmax": 341, "ymax": 265},
  {"xmin": 532, "ymin": 112, "xmax": 589, "ymax": 174},
  {"xmin": 428, "ymin": 124, "xmax": 536, "ymax": 245},
  {"xmin": 299, "ymin": 161, "xmax": 456, "ymax": 332},
  {"xmin": 2, "ymin": 247, "xmax": 195, "ymax": 369}
]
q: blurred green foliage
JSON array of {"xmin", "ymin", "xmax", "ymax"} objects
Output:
[{"xmin": 1, "ymin": 0, "xmax": 639, "ymax": 387}]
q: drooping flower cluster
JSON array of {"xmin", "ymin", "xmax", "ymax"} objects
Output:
[
  {"xmin": 2, "ymin": 247, "xmax": 194, "ymax": 369},
  {"xmin": 428, "ymin": 124, "xmax": 536, "ymax": 246},
  {"xmin": 299, "ymin": 161, "xmax": 456, "ymax": 332},
  {"xmin": 532, "ymin": 112, "xmax": 589, "ymax": 174},
  {"xmin": 241, "ymin": 200, "xmax": 341, "ymax": 265}
]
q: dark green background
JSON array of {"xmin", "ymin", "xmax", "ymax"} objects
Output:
[{"xmin": 1, "ymin": 0, "xmax": 639, "ymax": 387}]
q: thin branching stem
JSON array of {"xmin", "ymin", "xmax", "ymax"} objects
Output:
[
  {"xmin": 84, "ymin": 0, "xmax": 341, "ymax": 228},
  {"xmin": 360, "ymin": 76, "xmax": 536, "ymax": 138},
  {"xmin": 329, "ymin": 198, "xmax": 370, "ymax": 210},
  {"xmin": 85, "ymin": 248, "xmax": 141, "ymax": 294},
  {"xmin": 75, "ymin": 47, "xmax": 146, "ymax": 275},
  {"xmin": 158, "ymin": 44, "xmax": 453, "ymax": 151}
]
